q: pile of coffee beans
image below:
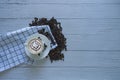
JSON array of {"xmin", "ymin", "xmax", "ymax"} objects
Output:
[{"xmin": 29, "ymin": 17, "xmax": 67, "ymax": 62}]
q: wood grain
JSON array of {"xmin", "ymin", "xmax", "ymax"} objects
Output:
[
  {"xmin": 0, "ymin": 19, "xmax": 119, "ymax": 51},
  {"xmin": 0, "ymin": 0, "xmax": 120, "ymax": 4},
  {"xmin": 0, "ymin": 19, "xmax": 120, "ymax": 34},
  {"xmin": 0, "ymin": 4, "xmax": 119, "ymax": 18},
  {"xmin": 0, "ymin": 67, "xmax": 120, "ymax": 80},
  {"xmin": 20, "ymin": 51, "xmax": 120, "ymax": 67},
  {"xmin": 67, "ymin": 34, "xmax": 120, "ymax": 50}
]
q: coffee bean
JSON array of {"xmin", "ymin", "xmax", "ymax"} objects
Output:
[
  {"xmin": 38, "ymin": 53, "xmax": 40, "ymax": 56},
  {"xmin": 44, "ymin": 43, "xmax": 47, "ymax": 48}
]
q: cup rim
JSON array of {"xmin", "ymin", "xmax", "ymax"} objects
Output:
[{"xmin": 25, "ymin": 33, "xmax": 51, "ymax": 60}]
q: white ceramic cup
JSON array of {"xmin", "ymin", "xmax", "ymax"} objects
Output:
[{"xmin": 25, "ymin": 33, "xmax": 51, "ymax": 60}]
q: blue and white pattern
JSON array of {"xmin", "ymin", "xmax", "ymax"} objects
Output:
[{"xmin": 0, "ymin": 25, "xmax": 57, "ymax": 72}]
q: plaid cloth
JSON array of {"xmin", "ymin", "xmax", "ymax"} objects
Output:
[{"xmin": 0, "ymin": 25, "xmax": 57, "ymax": 72}]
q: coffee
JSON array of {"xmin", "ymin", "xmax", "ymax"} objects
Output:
[
  {"xmin": 29, "ymin": 17, "xmax": 67, "ymax": 62},
  {"xmin": 28, "ymin": 38, "xmax": 44, "ymax": 55}
]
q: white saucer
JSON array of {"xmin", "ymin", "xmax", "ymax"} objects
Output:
[{"xmin": 25, "ymin": 33, "xmax": 51, "ymax": 60}]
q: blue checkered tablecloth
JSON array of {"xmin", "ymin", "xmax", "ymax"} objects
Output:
[{"xmin": 0, "ymin": 25, "xmax": 57, "ymax": 72}]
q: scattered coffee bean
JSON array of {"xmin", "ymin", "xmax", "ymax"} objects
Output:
[
  {"xmin": 29, "ymin": 17, "xmax": 67, "ymax": 62},
  {"xmin": 38, "ymin": 53, "xmax": 40, "ymax": 56},
  {"xmin": 44, "ymin": 43, "xmax": 47, "ymax": 48}
]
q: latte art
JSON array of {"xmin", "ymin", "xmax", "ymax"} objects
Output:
[
  {"xmin": 28, "ymin": 38, "xmax": 44, "ymax": 54},
  {"xmin": 30, "ymin": 39, "xmax": 41, "ymax": 51}
]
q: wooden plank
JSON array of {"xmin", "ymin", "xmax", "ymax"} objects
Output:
[
  {"xmin": 67, "ymin": 35, "xmax": 120, "ymax": 50},
  {"xmin": 0, "ymin": 0, "xmax": 120, "ymax": 4},
  {"xmin": 61, "ymin": 19, "xmax": 120, "ymax": 35},
  {"xmin": 0, "ymin": 4, "xmax": 120, "ymax": 18},
  {"xmin": 20, "ymin": 51, "xmax": 120, "ymax": 67},
  {"xmin": 0, "ymin": 19, "xmax": 120, "ymax": 34},
  {"xmin": 0, "ymin": 67, "xmax": 120, "ymax": 80}
]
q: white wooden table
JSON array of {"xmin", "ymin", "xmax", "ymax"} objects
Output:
[{"xmin": 0, "ymin": 0, "xmax": 120, "ymax": 80}]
